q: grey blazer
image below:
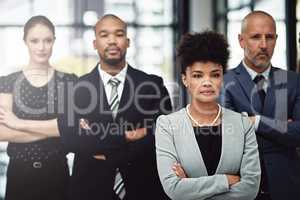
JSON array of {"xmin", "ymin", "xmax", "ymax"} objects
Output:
[{"xmin": 155, "ymin": 107, "xmax": 260, "ymax": 200}]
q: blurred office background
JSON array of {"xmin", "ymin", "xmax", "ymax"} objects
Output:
[{"xmin": 0, "ymin": 0, "xmax": 299, "ymax": 198}]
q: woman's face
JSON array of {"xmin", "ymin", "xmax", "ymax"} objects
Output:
[
  {"xmin": 182, "ymin": 61, "xmax": 223, "ymax": 104},
  {"xmin": 24, "ymin": 24, "xmax": 55, "ymax": 66}
]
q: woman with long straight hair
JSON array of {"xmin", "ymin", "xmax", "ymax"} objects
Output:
[{"xmin": 0, "ymin": 15, "xmax": 76, "ymax": 200}]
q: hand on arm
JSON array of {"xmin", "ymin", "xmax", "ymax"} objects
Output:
[
  {"xmin": 156, "ymin": 116, "xmax": 229, "ymax": 200},
  {"xmin": 172, "ymin": 163, "xmax": 187, "ymax": 178},
  {"xmin": 248, "ymin": 116, "xmax": 256, "ymax": 124},
  {"xmin": 0, "ymin": 106, "xmax": 23, "ymax": 129},
  {"xmin": 0, "ymin": 107, "xmax": 59, "ymax": 137},
  {"xmin": 125, "ymin": 128, "xmax": 147, "ymax": 142},
  {"xmin": 78, "ymin": 118, "xmax": 123, "ymax": 160},
  {"xmin": 249, "ymin": 112, "xmax": 300, "ymax": 147},
  {"xmin": 0, "ymin": 93, "xmax": 46, "ymax": 142},
  {"xmin": 258, "ymin": 116, "xmax": 300, "ymax": 147},
  {"xmin": 226, "ymin": 175, "xmax": 241, "ymax": 187},
  {"xmin": 0, "ymin": 124, "xmax": 47, "ymax": 143},
  {"xmin": 79, "ymin": 118, "xmax": 91, "ymax": 130},
  {"xmin": 172, "ymin": 163, "xmax": 240, "ymax": 187},
  {"xmin": 257, "ymin": 74, "xmax": 300, "ymax": 146},
  {"xmin": 92, "ymin": 125, "xmax": 147, "ymax": 159},
  {"xmin": 93, "ymin": 154, "xmax": 106, "ymax": 160}
]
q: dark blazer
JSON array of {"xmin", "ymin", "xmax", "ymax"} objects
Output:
[
  {"xmin": 58, "ymin": 65, "xmax": 172, "ymax": 200},
  {"xmin": 220, "ymin": 62, "xmax": 300, "ymax": 200}
]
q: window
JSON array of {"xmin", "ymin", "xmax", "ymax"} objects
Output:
[
  {"xmin": 215, "ymin": 0, "xmax": 287, "ymax": 70},
  {"xmin": 254, "ymin": 0, "xmax": 286, "ymax": 69}
]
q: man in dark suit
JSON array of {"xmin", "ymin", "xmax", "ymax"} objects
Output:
[
  {"xmin": 58, "ymin": 14, "xmax": 172, "ymax": 200},
  {"xmin": 220, "ymin": 11, "xmax": 300, "ymax": 200}
]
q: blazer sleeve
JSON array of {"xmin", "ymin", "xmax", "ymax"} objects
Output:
[
  {"xmin": 126, "ymin": 77, "xmax": 172, "ymax": 161},
  {"xmin": 257, "ymin": 74, "xmax": 300, "ymax": 147},
  {"xmin": 57, "ymin": 77, "xmax": 127, "ymax": 156},
  {"xmin": 257, "ymin": 117, "xmax": 300, "ymax": 147},
  {"xmin": 155, "ymin": 115, "xmax": 230, "ymax": 200},
  {"xmin": 209, "ymin": 115, "xmax": 261, "ymax": 200}
]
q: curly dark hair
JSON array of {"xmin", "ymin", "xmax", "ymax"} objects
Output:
[{"xmin": 177, "ymin": 31, "xmax": 230, "ymax": 74}]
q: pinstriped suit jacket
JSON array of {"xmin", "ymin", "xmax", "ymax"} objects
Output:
[{"xmin": 221, "ymin": 63, "xmax": 300, "ymax": 200}]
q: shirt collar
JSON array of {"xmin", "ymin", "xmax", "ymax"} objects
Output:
[
  {"xmin": 98, "ymin": 63, "xmax": 128, "ymax": 86},
  {"xmin": 242, "ymin": 60, "xmax": 271, "ymax": 81}
]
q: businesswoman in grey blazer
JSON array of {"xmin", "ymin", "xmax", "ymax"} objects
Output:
[{"xmin": 155, "ymin": 31, "xmax": 261, "ymax": 200}]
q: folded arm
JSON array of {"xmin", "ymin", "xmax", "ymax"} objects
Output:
[
  {"xmin": 15, "ymin": 118, "xmax": 59, "ymax": 137},
  {"xmin": 126, "ymin": 78, "xmax": 172, "ymax": 161},
  {"xmin": 220, "ymin": 77, "xmax": 300, "ymax": 147},
  {"xmin": 0, "ymin": 124, "xmax": 47, "ymax": 143},
  {"xmin": 208, "ymin": 116, "xmax": 261, "ymax": 200},
  {"xmin": 155, "ymin": 115, "xmax": 229, "ymax": 200},
  {"xmin": 257, "ymin": 116, "xmax": 300, "ymax": 147},
  {"xmin": 0, "ymin": 98, "xmax": 59, "ymax": 137},
  {"xmin": 257, "ymin": 74, "xmax": 300, "ymax": 147},
  {"xmin": 57, "ymin": 81, "xmax": 127, "ymax": 155},
  {"xmin": 0, "ymin": 93, "xmax": 47, "ymax": 142}
]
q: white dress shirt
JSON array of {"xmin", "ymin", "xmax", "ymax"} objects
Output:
[{"xmin": 98, "ymin": 63, "xmax": 128, "ymax": 106}]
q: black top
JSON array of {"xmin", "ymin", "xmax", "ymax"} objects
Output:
[
  {"xmin": 193, "ymin": 124, "xmax": 222, "ymax": 175},
  {"xmin": 0, "ymin": 70, "xmax": 77, "ymax": 161}
]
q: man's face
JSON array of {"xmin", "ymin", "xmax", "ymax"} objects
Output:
[
  {"xmin": 93, "ymin": 17, "xmax": 129, "ymax": 67},
  {"xmin": 239, "ymin": 15, "xmax": 277, "ymax": 72}
]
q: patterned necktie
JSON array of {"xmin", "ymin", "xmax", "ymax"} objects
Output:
[
  {"xmin": 109, "ymin": 78, "xmax": 125, "ymax": 197},
  {"xmin": 108, "ymin": 77, "xmax": 121, "ymax": 119},
  {"xmin": 253, "ymin": 74, "xmax": 269, "ymax": 194},
  {"xmin": 253, "ymin": 75, "xmax": 266, "ymax": 109}
]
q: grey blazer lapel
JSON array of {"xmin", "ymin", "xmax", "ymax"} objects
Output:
[
  {"xmin": 216, "ymin": 108, "xmax": 233, "ymax": 174},
  {"xmin": 181, "ymin": 107, "xmax": 234, "ymax": 176},
  {"xmin": 217, "ymin": 108, "xmax": 245, "ymax": 174},
  {"xmin": 181, "ymin": 109, "xmax": 208, "ymax": 176}
]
